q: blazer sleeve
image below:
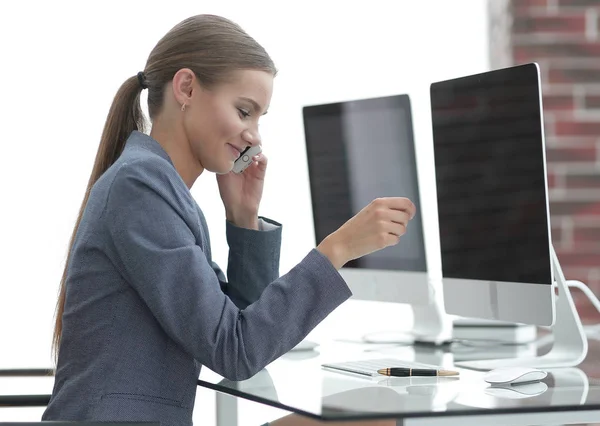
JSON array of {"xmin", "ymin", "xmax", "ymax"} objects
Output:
[
  {"xmin": 104, "ymin": 161, "xmax": 351, "ymax": 381},
  {"xmin": 222, "ymin": 218, "xmax": 282, "ymax": 309}
]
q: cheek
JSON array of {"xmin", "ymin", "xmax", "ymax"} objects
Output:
[
  {"xmin": 184, "ymin": 101, "xmax": 247, "ymax": 162},
  {"xmin": 213, "ymin": 110, "xmax": 245, "ymax": 141},
  {"xmin": 192, "ymin": 108, "xmax": 243, "ymax": 145}
]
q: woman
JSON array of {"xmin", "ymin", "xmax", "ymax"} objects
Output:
[{"xmin": 43, "ymin": 14, "xmax": 414, "ymax": 426}]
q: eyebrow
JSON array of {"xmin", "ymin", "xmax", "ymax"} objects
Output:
[{"xmin": 240, "ymin": 97, "xmax": 269, "ymax": 116}]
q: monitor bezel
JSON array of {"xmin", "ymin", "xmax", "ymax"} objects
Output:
[
  {"xmin": 302, "ymin": 94, "xmax": 432, "ymax": 306},
  {"xmin": 430, "ymin": 62, "xmax": 555, "ymax": 326},
  {"xmin": 302, "ymin": 94, "xmax": 428, "ymax": 274}
]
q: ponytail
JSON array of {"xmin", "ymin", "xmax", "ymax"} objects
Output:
[{"xmin": 52, "ymin": 76, "xmax": 146, "ymax": 361}]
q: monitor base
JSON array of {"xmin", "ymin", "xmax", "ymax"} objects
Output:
[
  {"xmin": 362, "ymin": 286, "xmax": 454, "ymax": 346},
  {"xmin": 456, "ymin": 246, "xmax": 588, "ymax": 371},
  {"xmin": 452, "ymin": 319, "xmax": 537, "ymax": 344},
  {"xmin": 411, "ymin": 295, "xmax": 454, "ymax": 345}
]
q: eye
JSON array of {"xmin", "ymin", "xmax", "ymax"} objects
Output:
[{"xmin": 237, "ymin": 107, "xmax": 250, "ymax": 118}]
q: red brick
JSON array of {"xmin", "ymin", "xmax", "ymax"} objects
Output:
[
  {"xmin": 548, "ymin": 65, "xmax": 600, "ymax": 84},
  {"xmin": 547, "ymin": 170, "xmax": 557, "ymax": 188},
  {"xmin": 550, "ymin": 222, "xmax": 564, "ymax": 243},
  {"xmin": 514, "ymin": 41, "xmax": 600, "ymax": 61},
  {"xmin": 553, "ymin": 248, "xmax": 600, "ymax": 267},
  {"xmin": 577, "ymin": 301, "xmax": 600, "ymax": 323},
  {"xmin": 563, "ymin": 269, "xmax": 600, "ymax": 314},
  {"xmin": 558, "ymin": 0, "xmax": 600, "ymax": 8},
  {"xmin": 585, "ymin": 94, "xmax": 600, "ymax": 109},
  {"xmin": 513, "ymin": 14, "xmax": 587, "ymax": 35},
  {"xmin": 561, "ymin": 267, "xmax": 593, "ymax": 284},
  {"xmin": 566, "ymin": 172, "xmax": 600, "ymax": 189},
  {"xmin": 512, "ymin": 0, "xmax": 548, "ymax": 12},
  {"xmin": 545, "ymin": 136, "xmax": 599, "ymax": 146},
  {"xmin": 555, "ymin": 120, "xmax": 600, "ymax": 136},
  {"xmin": 574, "ymin": 224, "xmax": 600, "ymax": 245},
  {"xmin": 588, "ymin": 281, "xmax": 600, "ymax": 299},
  {"xmin": 550, "ymin": 199, "xmax": 600, "ymax": 216},
  {"xmin": 543, "ymin": 93, "xmax": 575, "ymax": 110},
  {"xmin": 544, "ymin": 120, "xmax": 555, "ymax": 138},
  {"xmin": 546, "ymin": 145, "xmax": 597, "ymax": 162}
]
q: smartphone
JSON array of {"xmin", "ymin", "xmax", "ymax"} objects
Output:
[{"xmin": 232, "ymin": 145, "xmax": 262, "ymax": 174}]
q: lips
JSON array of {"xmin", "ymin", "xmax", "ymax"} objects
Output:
[{"xmin": 227, "ymin": 144, "xmax": 241, "ymax": 159}]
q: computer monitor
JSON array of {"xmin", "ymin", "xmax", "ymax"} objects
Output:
[
  {"xmin": 430, "ymin": 63, "xmax": 587, "ymax": 369},
  {"xmin": 302, "ymin": 94, "xmax": 451, "ymax": 344}
]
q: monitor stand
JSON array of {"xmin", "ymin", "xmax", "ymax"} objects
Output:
[
  {"xmin": 362, "ymin": 278, "xmax": 454, "ymax": 346},
  {"xmin": 455, "ymin": 246, "xmax": 588, "ymax": 371}
]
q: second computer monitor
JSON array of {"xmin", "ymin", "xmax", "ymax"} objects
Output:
[
  {"xmin": 430, "ymin": 63, "xmax": 555, "ymax": 326},
  {"xmin": 302, "ymin": 94, "xmax": 431, "ymax": 305}
]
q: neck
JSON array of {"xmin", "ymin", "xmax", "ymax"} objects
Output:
[{"xmin": 149, "ymin": 120, "xmax": 203, "ymax": 189}]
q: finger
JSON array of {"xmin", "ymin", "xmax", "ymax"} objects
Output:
[
  {"xmin": 385, "ymin": 197, "xmax": 416, "ymax": 219},
  {"xmin": 374, "ymin": 209, "xmax": 411, "ymax": 227},
  {"xmin": 386, "ymin": 221, "xmax": 407, "ymax": 238},
  {"xmin": 389, "ymin": 210, "xmax": 411, "ymax": 226},
  {"xmin": 381, "ymin": 232, "xmax": 401, "ymax": 248},
  {"xmin": 254, "ymin": 152, "xmax": 268, "ymax": 172}
]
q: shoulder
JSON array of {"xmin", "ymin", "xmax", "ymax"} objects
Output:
[
  {"xmin": 116, "ymin": 155, "xmax": 173, "ymax": 183},
  {"xmin": 106, "ymin": 150, "xmax": 195, "ymax": 219}
]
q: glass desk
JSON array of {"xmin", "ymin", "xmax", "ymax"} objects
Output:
[{"xmin": 198, "ymin": 335, "xmax": 600, "ymax": 425}]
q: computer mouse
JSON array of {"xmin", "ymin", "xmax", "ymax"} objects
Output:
[
  {"xmin": 484, "ymin": 367, "xmax": 547, "ymax": 385},
  {"xmin": 484, "ymin": 381, "xmax": 548, "ymax": 399}
]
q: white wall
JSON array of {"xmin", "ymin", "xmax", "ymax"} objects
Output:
[{"xmin": 0, "ymin": 0, "xmax": 489, "ymax": 423}]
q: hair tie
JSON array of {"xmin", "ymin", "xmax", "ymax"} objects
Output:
[{"xmin": 137, "ymin": 71, "xmax": 148, "ymax": 90}]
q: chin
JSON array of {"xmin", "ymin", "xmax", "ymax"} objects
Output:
[{"xmin": 213, "ymin": 162, "xmax": 235, "ymax": 175}]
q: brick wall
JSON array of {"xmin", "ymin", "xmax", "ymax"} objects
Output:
[{"xmin": 501, "ymin": 0, "xmax": 600, "ymax": 322}]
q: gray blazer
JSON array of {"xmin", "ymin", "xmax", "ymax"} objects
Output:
[{"xmin": 42, "ymin": 131, "xmax": 351, "ymax": 426}]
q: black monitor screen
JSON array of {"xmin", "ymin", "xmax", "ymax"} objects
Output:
[
  {"xmin": 303, "ymin": 95, "xmax": 426, "ymax": 272},
  {"xmin": 430, "ymin": 63, "xmax": 552, "ymax": 285}
]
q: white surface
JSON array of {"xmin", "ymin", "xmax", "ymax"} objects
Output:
[
  {"xmin": 290, "ymin": 340, "xmax": 319, "ymax": 352},
  {"xmin": 0, "ymin": 376, "xmax": 54, "ymax": 396}
]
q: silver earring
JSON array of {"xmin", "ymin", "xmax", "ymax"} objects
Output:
[{"xmin": 181, "ymin": 104, "xmax": 186, "ymax": 112}]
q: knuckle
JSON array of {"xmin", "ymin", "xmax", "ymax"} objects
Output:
[
  {"xmin": 374, "ymin": 209, "xmax": 386, "ymax": 220},
  {"xmin": 376, "ymin": 233, "xmax": 388, "ymax": 246}
]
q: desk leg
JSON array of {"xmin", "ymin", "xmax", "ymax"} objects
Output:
[{"xmin": 216, "ymin": 391, "xmax": 238, "ymax": 426}]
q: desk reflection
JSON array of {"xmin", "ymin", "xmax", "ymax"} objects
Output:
[
  {"xmin": 215, "ymin": 363, "xmax": 591, "ymax": 417},
  {"xmin": 203, "ymin": 339, "xmax": 600, "ymax": 424},
  {"xmin": 451, "ymin": 367, "xmax": 588, "ymax": 409}
]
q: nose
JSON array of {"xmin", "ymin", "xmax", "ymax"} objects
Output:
[{"xmin": 241, "ymin": 129, "xmax": 261, "ymax": 146}]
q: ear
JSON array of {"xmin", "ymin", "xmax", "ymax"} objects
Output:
[{"xmin": 172, "ymin": 68, "xmax": 196, "ymax": 106}]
